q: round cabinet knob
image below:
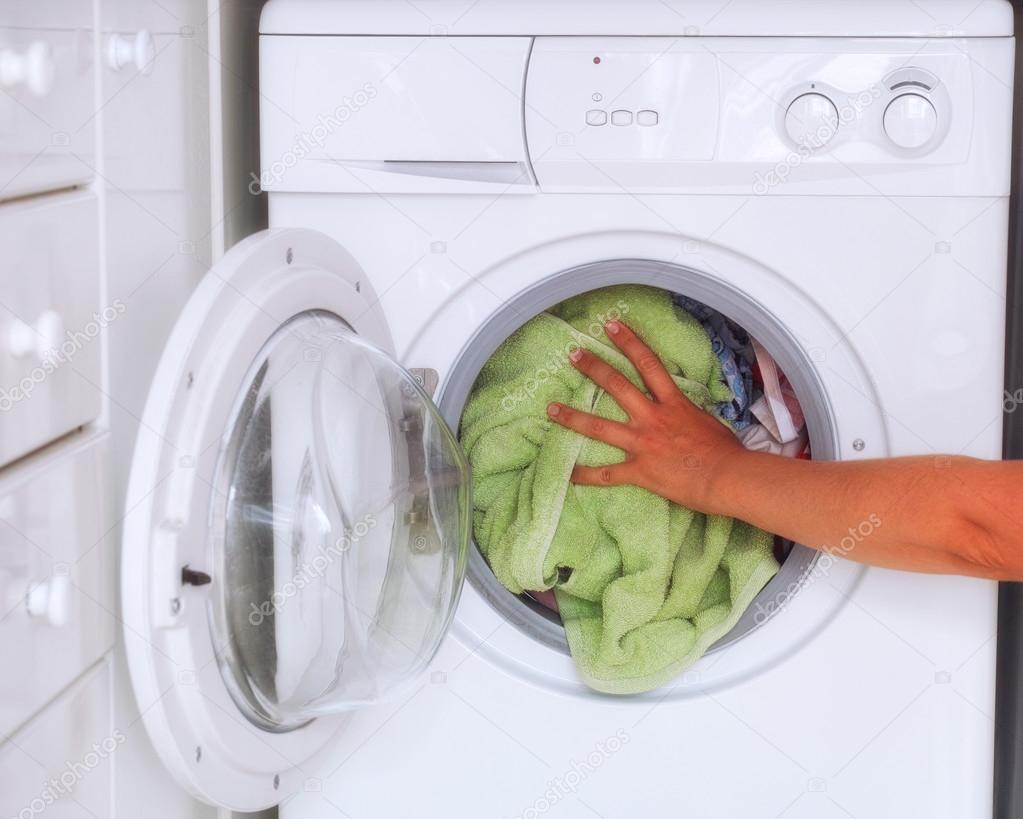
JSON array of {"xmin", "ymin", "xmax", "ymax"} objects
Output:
[
  {"xmin": 784, "ymin": 93, "xmax": 839, "ymax": 149},
  {"xmin": 26, "ymin": 574, "xmax": 71, "ymax": 628},
  {"xmin": 8, "ymin": 309, "xmax": 64, "ymax": 361},
  {"xmin": 0, "ymin": 41, "xmax": 56, "ymax": 97},
  {"xmin": 884, "ymin": 93, "xmax": 937, "ymax": 150},
  {"xmin": 106, "ymin": 30, "xmax": 155, "ymax": 75}
]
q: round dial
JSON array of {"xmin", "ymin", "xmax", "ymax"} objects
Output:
[
  {"xmin": 883, "ymin": 93, "xmax": 937, "ymax": 150},
  {"xmin": 784, "ymin": 93, "xmax": 839, "ymax": 148}
]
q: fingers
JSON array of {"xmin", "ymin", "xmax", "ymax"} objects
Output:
[
  {"xmin": 547, "ymin": 402, "xmax": 636, "ymax": 450},
  {"xmin": 568, "ymin": 348, "xmax": 649, "ymax": 418},
  {"xmin": 571, "ymin": 463, "xmax": 633, "ymax": 487},
  {"xmin": 603, "ymin": 320, "xmax": 682, "ymax": 404}
]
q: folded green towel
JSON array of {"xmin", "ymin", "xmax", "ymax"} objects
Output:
[{"xmin": 460, "ymin": 285, "xmax": 780, "ymax": 694}]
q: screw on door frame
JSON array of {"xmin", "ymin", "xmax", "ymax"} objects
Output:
[
  {"xmin": 852, "ymin": 438, "xmax": 866, "ymax": 451},
  {"xmin": 409, "ymin": 368, "xmax": 439, "ymax": 398}
]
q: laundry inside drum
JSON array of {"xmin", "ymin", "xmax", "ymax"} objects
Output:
[{"xmin": 454, "ymin": 281, "xmax": 819, "ymax": 693}]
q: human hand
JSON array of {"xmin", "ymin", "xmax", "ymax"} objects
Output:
[{"xmin": 546, "ymin": 319, "xmax": 748, "ymax": 514}]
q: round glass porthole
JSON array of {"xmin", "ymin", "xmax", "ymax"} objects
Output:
[{"xmin": 207, "ymin": 310, "xmax": 471, "ymax": 731}]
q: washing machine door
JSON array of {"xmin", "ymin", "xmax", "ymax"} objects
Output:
[{"xmin": 121, "ymin": 228, "xmax": 471, "ymax": 810}]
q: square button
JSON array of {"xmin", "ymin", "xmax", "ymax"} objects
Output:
[
  {"xmin": 585, "ymin": 109, "xmax": 607, "ymax": 126},
  {"xmin": 637, "ymin": 109, "xmax": 659, "ymax": 126},
  {"xmin": 611, "ymin": 109, "xmax": 633, "ymax": 126}
]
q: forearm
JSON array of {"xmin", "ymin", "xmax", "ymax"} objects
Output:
[{"xmin": 698, "ymin": 452, "xmax": 1023, "ymax": 579}]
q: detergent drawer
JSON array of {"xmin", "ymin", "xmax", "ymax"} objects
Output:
[
  {"xmin": 0, "ymin": 434, "xmax": 114, "ymax": 739},
  {"xmin": 259, "ymin": 35, "xmax": 535, "ymax": 193},
  {"xmin": 0, "ymin": 191, "xmax": 104, "ymax": 468},
  {"xmin": 0, "ymin": 660, "xmax": 113, "ymax": 819},
  {"xmin": 0, "ymin": 26, "xmax": 96, "ymax": 201}
]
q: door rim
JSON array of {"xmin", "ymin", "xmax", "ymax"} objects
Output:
[{"xmin": 120, "ymin": 229, "xmax": 395, "ymax": 810}]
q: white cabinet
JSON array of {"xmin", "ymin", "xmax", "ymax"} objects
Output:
[
  {"xmin": 0, "ymin": 0, "xmax": 241, "ymax": 816},
  {"xmin": 0, "ymin": 434, "xmax": 114, "ymax": 738},
  {"xmin": 0, "ymin": 192, "xmax": 103, "ymax": 468},
  {"xmin": 100, "ymin": 29, "xmax": 188, "ymax": 192},
  {"xmin": 0, "ymin": 26, "xmax": 96, "ymax": 200},
  {"xmin": 96, "ymin": 0, "xmax": 221, "ymax": 817},
  {"xmin": 0, "ymin": 661, "xmax": 114, "ymax": 819}
]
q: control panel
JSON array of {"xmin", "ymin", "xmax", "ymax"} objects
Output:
[
  {"xmin": 525, "ymin": 38, "xmax": 719, "ymax": 166},
  {"xmin": 259, "ymin": 33, "xmax": 1011, "ymax": 197},
  {"xmin": 585, "ymin": 107, "xmax": 659, "ymax": 127},
  {"xmin": 778, "ymin": 67, "xmax": 950, "ymax": 155},
  {"xmin": 523, "ymin": 37, "xmax": 1009, "ymax": 196}
]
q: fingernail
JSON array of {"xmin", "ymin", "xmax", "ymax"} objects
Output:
[
  {"xmin": 569, "ymin": 348, "xmax": 583, "ymax": 362},
  {"xmin": 605, "ymin": 320, "xmax": 620, "ymax": 335},
  {"xmin": 547, "ymin": 403, "xmax": 561, "ymax": 417}
]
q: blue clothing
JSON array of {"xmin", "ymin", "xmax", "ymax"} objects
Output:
[{"xmin": 673, "ymin": 294, "xmax": 754, "ymax": 430}]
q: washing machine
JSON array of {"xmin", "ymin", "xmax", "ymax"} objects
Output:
[{"xmin": 119, "ymin": 2, "xmax": 1016, "ymax": 817}]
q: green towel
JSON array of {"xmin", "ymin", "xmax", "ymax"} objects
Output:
[{"xmin": 460, "ymin": 285, "xmax": 780, "ymax": 694}]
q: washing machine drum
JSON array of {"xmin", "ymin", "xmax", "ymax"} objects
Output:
[{"xmin": 435, "ymin": 258, "xmax": 826, "ymax": 678}]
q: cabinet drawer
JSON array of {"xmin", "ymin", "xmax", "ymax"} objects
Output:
[
  {"xmin": 0, "ymin": 660, "xmax": 113, "ymax": 819},
  {"xmin": 0, "ymin": 434, "xmax": 114, "ymax": 738},
  {"xmin": 0, "ymin": 26, "xmax": 96, "ymax": 200},
  {"xmin": 0, "ymin": 191, "xmax": 104, "ymax": 467}
]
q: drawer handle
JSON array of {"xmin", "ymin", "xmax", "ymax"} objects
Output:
[
  {"xmin": 26, "ymin": 574, "xmax": 71, "ymax": 628},
  {"xmin": 0, "ymin": 41, "xmax": 55, "ymax": 97},
  {"xmin": 105, "ymin": 30, "xmax": 155, "ymax": 76},
  {"xmin": 8, "ymin": 309, "xmax": 64, "ymax": 361}
]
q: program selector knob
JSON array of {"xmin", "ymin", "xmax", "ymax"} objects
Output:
[
  {"xmin": 883, "ymin": 93, "xmax": 937, "ymax": 150},
  {"xmin": 784, "ymin": 93, "xmax": 839, "ymax": 148}
]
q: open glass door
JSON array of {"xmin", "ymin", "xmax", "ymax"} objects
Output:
[{"xmin": 121, "ymin": 229, "xmax": 470, "ymax": 810}]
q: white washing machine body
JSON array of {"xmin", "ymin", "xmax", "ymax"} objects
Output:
[{"xmin": 120, "ymin": 2, "xmax": 1015, "ymax": 817}]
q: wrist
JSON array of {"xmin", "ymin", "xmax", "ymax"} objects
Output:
[{"xmin": 696, "ymin": 445, "xmax": 758, "ymax": 517}]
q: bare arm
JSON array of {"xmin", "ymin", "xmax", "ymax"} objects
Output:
[{"xmin": 547, "ymin": 319, "xmax": 1023, "ymax": 580}]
